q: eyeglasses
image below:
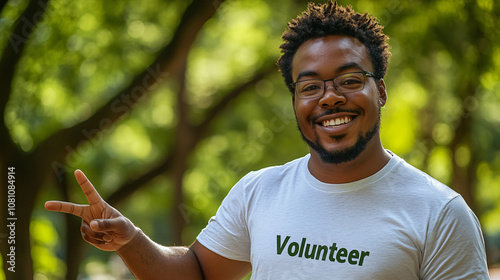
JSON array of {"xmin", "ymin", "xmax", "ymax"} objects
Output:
[{"xmin": 292, "ymin": 71, "xmax": 375, "ymax": 99}]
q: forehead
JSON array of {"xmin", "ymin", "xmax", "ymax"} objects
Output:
[{"xmin": 292, "ymin": 35, "xmax": 372, "ymax": 81}]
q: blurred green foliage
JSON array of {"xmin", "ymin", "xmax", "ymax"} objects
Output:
[{"xmin": 0, "ymin": 0, "xmax": 499, "ymax": 278}]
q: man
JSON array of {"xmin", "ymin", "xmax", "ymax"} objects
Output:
[{"xmin": 45, "ymin": 1, "xmax": 489, "ymax": 279}]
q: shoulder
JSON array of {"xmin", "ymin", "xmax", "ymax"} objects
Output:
[
  {"xmin": 388, "ymin": 153, "xmax": 459, "ymax": 202},
  {"xmin": 227, "ymin": 155, "xmax": 308, "ymax": 202},
  {"xmin": 238, "ymin": 155, "xmax": 308, "ymax": 187},
  {"xmin": 387, "ymin": 154, "xmax": 480, "ymax": 229}
]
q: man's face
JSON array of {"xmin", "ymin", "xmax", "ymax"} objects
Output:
[{"xmin": 291, "ymin": 35, "xmax": 386, "ymax": 164}]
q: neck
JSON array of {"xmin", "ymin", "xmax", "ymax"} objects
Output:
[{"xmin": 307, "ymin": 139, "xmax": 391, "ymax": 184}]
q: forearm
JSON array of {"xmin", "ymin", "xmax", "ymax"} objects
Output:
[{"xmin": 117, "ymin": 228, "xmax": 203, "ymax": 279}]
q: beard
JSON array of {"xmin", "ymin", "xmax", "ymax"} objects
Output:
[{"xmin": 298, "ymin": 109, "xmax": 381, "ymax": 165}]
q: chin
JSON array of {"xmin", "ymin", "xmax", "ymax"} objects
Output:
[{"xmin": 300, "ymin": 120, "xmax": 380, "ymax": 165}]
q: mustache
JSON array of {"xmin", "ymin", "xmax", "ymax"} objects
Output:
[{"xmin": 312, "ymin": 108, "xmax": 360, "ymax": 123}]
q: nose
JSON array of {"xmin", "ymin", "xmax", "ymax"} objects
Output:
[{"xmin": 318, "ymin": 81, "xmax": 346, "ymax": 108}]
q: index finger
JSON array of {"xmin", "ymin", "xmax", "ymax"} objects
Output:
[
  {"xmin": 44, "ymin": 201, "xmax": 86, "ymax": 218},
  {"xmin": 74, "ymin": 169, "xmax": 103, "ymax": 205}
]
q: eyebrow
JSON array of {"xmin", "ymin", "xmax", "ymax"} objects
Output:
[
  {"xmin": 295, "ymin": 70, "xmax": 318, "ymax": 82},
  {"xmin": 295, "ymin": 62, "xmax": 366, "ymax": 82}
]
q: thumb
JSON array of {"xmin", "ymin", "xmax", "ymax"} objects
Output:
[
  {"xmin": 90, "ymin": 217, "xmax": 132, "ymax": 233},
  {"xmin": 90, "ymin": 219, "xmax": 111, "ymax": 231}
]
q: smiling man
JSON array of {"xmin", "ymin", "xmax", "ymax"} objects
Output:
[
  {"xmin": 45, "ymin": 1, "xmax": 488, "ymax": 279},
  {"xmin": 290, "ymin": 35, "xmax": 390, "ymax": 183}
]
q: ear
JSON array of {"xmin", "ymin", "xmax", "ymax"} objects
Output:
[{"xmin": 377, "ymin": 79, "xmax": 387, "ymax": 107}]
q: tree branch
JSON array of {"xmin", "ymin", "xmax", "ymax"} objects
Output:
[
  {"xmin": 0, "ymin": 0, "xmax": 9, "ymax": 17},
  {"xmin": 0, "ymin": 0, "xmax": 50, "ymax": 155},
  {"xmin": 105, "ymin": 61, "xmax": 277, "ymax": 206},
  {"xmin": 195, "ymin": 62, "xmax": 277, "ymax": 139},
  {"xmin": 32, "ymin": 0, "xmax": 224, "ymax": 166},
  {"xmin": 107, "ymin": 155, "xmax": 175, "ymax": 205}
]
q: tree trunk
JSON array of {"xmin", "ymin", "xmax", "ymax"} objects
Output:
[{"xmin": 171, "ymin": 59, "xmax": 192, "ymax": 245}]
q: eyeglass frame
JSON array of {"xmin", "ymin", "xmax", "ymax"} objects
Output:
[{"xmin": 291, "ymin": 71, "xmax": 376, "ymax": 99}]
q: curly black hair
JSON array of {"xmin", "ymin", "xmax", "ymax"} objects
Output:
[{"xmin": 277, "ymin": 1, "xmax": 391, "ymax": 95}]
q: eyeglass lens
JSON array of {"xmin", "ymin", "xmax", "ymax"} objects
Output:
[{"xmin": 295, "ymin": 72, "xmax": 367, "ymax": 98}]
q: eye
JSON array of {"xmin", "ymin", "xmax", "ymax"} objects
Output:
[
  {"xmin": 338, "ymin": 77, "xmax": 363, "ymax": 89},
  {"xmin": 299, "ymin": 80, "xmax": 323, "ymax": 92},
  {"xmin": 341, "ymin": 78, "xmax": 362, "ymax": 85},
  {"xmin": 302, "ymin": 84, "xmax": 321, "ymax": 92}
]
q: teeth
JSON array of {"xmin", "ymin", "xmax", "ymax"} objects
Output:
[{"xmin": 322, "ymin": 116, "xmax": 352, "ymax": 127}]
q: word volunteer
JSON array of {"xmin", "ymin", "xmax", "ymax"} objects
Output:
[{"xmin": 277, "ymin": 235, "xmax": 370, "ymax": 266}]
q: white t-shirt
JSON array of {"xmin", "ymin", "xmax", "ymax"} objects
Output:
[{"xmin": 197, "ymin": 153, "xmax": 488, "ymax": 279}]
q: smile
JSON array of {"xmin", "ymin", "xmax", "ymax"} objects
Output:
[{"xmin": 322, "ymin": 116, "xmax": 353, "ymax": 127}]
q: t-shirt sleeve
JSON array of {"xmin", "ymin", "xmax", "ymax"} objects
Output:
[
  {"xmin": 421, "ymin": 195, "xmax": 489, "ymax": 279},
  {"xmin": 196, "ymin": 174, "xmax": 251, "ymax": 262}
]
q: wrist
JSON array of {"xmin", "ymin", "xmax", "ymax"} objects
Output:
[{"xmin": 117, "ymin": 226, "xmax": 142, "ymax": 254}]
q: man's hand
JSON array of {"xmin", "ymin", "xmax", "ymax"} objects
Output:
[{"xmin": 45, "ymin": 170, "xmax": 137, "ymax": 251}]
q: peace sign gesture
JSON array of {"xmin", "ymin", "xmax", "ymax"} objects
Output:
[{"xmin": 45, "ymin": 170, "xmax": 138, "ymax": 251}]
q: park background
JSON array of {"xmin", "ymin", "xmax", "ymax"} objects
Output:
[{"xmin": 0, "ymin": 0, "xmax": 499, "ymax": 279}]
